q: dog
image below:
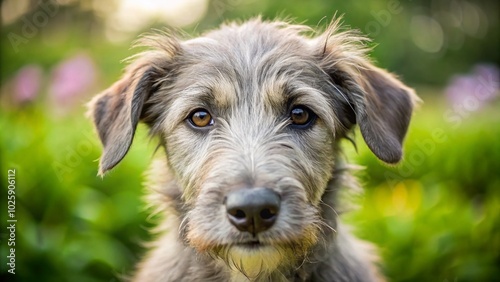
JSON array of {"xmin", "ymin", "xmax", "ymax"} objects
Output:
[{"xmin": 88, "ymin": 17, "xmax": 418, "ymax": 282}]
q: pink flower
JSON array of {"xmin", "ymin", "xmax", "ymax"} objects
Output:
[
  {"xmin": 13, "ymin": 65, "xmax": 43, "ymax": 103},
  {"xmin": 472, "ymin": 64, "xmax": 499, "ymax": 102},
  {"xmin": 49, "ymin": 53, "xmax": 96, "ymax": 107},
  {"xmin": 445, "ymin": 64, "xmax": 499, "ymax": 112}
]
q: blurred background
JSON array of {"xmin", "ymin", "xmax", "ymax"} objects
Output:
[{"xmin": 0, "ymin": 0, "xmax": 498, "ymax": 281}]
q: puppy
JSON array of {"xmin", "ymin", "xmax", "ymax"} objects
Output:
[{"xmin": 89, "ymin": 17, "xmax": 418, "ymax": 282}]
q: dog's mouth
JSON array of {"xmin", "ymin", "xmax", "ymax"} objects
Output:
[{"xmin": 235, "ymin": 240, "xmax": 265, "ymax": 249}]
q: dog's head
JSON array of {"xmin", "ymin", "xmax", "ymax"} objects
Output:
[{"xmin": 89, "ymin": 18, "xmax": 418, "ymax": 279}]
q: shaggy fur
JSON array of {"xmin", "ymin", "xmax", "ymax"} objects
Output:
[{"xmin": 88, "ymin": 17, "xmax": 418, "ymax": 282}]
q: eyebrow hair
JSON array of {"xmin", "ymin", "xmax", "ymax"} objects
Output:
[{"xmin": 162, "ymin": 80, "xmax": 237, "ymax": 133}]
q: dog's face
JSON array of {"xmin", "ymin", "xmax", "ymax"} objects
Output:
[{"xmin": 89, "ymin": 19, "xmax": 417, "ymax": 279}]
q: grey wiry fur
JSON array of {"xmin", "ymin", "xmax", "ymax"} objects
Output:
[{"xmin": 88, "ymin": 17, "xmax": 419, "ymax": 282}]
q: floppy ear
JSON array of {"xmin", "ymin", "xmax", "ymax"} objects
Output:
[
  {"xmin": 317, "ymin": 19, "xmax": 419, "ymax": 163},
  {"xmin": 88, "ymin": 48, "xmax": 177, "ymax": 175},
  {"xmin": 352, "ymin": 64, "xmax": 418, "ymax": 163}
]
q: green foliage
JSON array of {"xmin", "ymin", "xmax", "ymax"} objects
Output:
[
  {"xmin": 343, "ymin": 98, "xmax": 500, "ymax": 282},
  {"xmin": 0, "ymin": 107, "xmax": 156, "ymax": 282}
]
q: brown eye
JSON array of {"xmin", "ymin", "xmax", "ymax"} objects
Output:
[
  {"xmin": 290, "ymin": 106, "xmax": 315, "ymax": 128},
  {"xmin": 189, "ymin": 109, "xmax": 214, "ymax": 128}
]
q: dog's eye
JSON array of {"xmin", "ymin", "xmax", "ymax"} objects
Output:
[
  {"xmin": 188, "ymin": 109, "xmax": 214, "ymax": 128},
  {"xmin": 290, "ymin": 106, "xmax": 316, "ymax": 128}
]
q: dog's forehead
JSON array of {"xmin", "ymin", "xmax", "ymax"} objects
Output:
[{"xmin": 178, "ymin": 22, "xmax": 322, "ymax": 108}]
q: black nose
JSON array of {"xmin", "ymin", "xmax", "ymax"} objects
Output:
[{"xmin": 225, "ymin": 188, "xmax": 280, "ymax": 235}]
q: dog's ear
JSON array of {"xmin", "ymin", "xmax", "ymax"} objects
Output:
[
  {"xmin": 351, "ymin": 64, "xmax": 418, "ymax": 163},
  {"xmin": 316, "ymin": 19, "xmax": 419, "ymax": 163},
  {"xmin": 88, "ymin": 60, "xmax": 157, "ymax": 175},
  {"xmin": 88, "ymin": 46, "xmax": 178, "ymax": 175}
]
